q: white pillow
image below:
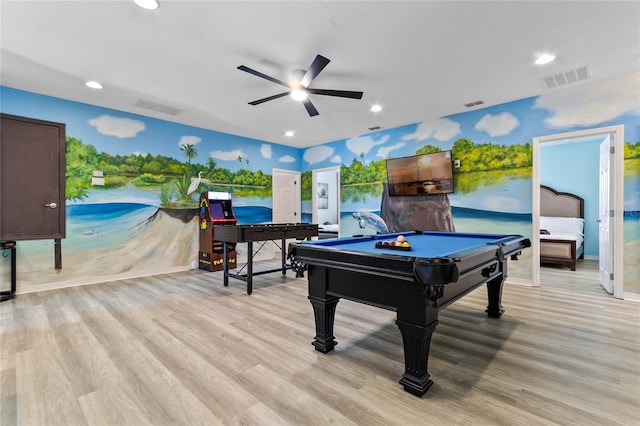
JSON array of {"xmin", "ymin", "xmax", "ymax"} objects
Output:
[{"xmin": 540, "ymin": 216, "xmax": 584, "ymax": 236}]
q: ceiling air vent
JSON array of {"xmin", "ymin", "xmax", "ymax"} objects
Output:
[
  {"xmin": 134, "ymin": 98, "xmax": 183, "ymax": 116},
  {"xmin": 368, "ymin": 126, "xmax": 382, "ymax": 131},
  {"xmin": 542, "ymin": 65, "xmax": 590, "ymax": 89},
  {"xmin": 465, "ymin": 100, "xmax": 484, "ymax": 108}
]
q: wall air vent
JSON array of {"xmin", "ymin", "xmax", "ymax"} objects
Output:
[
  {"xmin": 134, "ymin": 98, "xmax": 183, "ymax": 116},
  {"xmin": 542, "ymin": 65, "xmax": 591, "ymax": 89}
]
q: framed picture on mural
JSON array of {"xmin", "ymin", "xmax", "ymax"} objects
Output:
[{"xmin": 318, "ymin": 183, "xmax": 328, "ymax": 209}]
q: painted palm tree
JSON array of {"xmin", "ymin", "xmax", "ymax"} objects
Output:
[{"xmin": 180, "ymin": 143, "xmax": 198, "ymax": 174}]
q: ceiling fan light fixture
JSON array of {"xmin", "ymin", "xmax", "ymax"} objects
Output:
[{"xmin": 290, "ymin": 89, "xmax": 308, "ymax": 101}]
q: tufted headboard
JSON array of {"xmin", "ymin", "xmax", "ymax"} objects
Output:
[{"xmin": 540, "ymin": 185, "xmax": 584, "ymax": 219}]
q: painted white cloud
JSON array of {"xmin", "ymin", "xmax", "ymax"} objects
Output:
[
  {"xmin": 261, "ymin": 144, "xmax": 272, "ymax": 159},
  {"xmin": 345, "ymin": 134, "xmax": 390, "ymax": 156},
  {"xmin": 132, "ymin": 151, "xmax": 146, "ymax": 157},
  {"xmin": 475, "ymin": 112, "xmax": 519, "ymax": 137},
  {"xmin": 209, "ymin": 149, "xmax": 246, "ymax": 161},
  {"xmin": 402, "ymin": 118, "xmax": 461, "ymax": 142},
  {"xmin": 178, "ymin": 135, "xmax": 202, "ymax": 147},
  {"xmin": 376, "ymin": 142, "xmax": 406, "ymax": 158},
  {"xmin": 278, "ymin": 155, "xmax": 295, "ymax": 163},
  {"xmin": 534, "ymin": 72, "xmax": 640, "ymax": 128},
  {"xmin": 304, "ymin": 145, "xmax": 334, "ymax": 165},
  {"xmin": 88, "ymin": 115, "xmax": 145, "ymax": 138},
  {"xmin": 330, "ymin": 155, "xmax": 342, "ymax": 164}
]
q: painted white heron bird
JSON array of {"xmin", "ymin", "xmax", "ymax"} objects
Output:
[{"xmin": 187, "ymin": 171, "xmax": 203, "ymax": 195}]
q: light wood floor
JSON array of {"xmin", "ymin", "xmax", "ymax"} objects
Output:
[{"xmin": 1, "ymin": 259, "xmax": 638, "ymax": 426}]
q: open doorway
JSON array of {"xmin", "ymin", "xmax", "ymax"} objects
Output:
[
  {"xmin": 532, "ymin": 125, "xmax": 624, "ymax": 299},
  {"xmin": 312, "ymin": 166, "xmax": 340, "ymax": 239}
]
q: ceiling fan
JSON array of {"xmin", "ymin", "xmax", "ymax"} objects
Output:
[{"xmin": 237, "ymin": 54, "xmax": 364, "ymax": 117}]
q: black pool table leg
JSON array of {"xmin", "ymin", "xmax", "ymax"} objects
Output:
[
  {"xmin": 396, "ymin": 318, "xmax": 438, "ymax": 397},
  {"xmin": 485, "ymin": 274, "xmax": 505, "ymax": 318},
  {"xmin": 308, "ymin": 295, "xmax": 340, "ymax": 353}
]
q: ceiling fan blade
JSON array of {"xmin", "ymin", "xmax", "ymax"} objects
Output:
[
  {"xmin": 306, "ymin": 88, "xmax": 364, "ymax": 99},
  {"xmin": 248, "ymin": 92, "xmax": 290, "ymax": 105},
  {"xmin": 303, "ymin": 99, "xmax": 320, "ymax": 117},
  {"xmin": 300, "ymin": 54, "xmax": 330, "ymax": 88},
  {"xmin": 237, "ymin": 65, "xmax": 290, "ymax": 88}
]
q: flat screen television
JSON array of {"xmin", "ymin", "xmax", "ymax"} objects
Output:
[{"xmin": 386, "ymin": 150, "xmax": 454, "ymax": 196}]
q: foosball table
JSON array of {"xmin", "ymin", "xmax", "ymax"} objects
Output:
[{"xmin": 213, "ymin": 223, "xmax": 318, "ymax": 294}]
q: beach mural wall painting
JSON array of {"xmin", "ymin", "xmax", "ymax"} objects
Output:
[{"xmin": 0, "ymin": 71, "xmax": 638, "ymax": 295}]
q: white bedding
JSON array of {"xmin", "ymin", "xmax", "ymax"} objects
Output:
[
  {"xmin": 540, "ymin": 216, "xmax": 584, "ymax": 236},
  {"xmin": 540, "ymin": 232, "xmax": 584, "ymax": 247},
  {"xmin": 319, "ymin": 224, "xmax": 339, "ymax": 233}
]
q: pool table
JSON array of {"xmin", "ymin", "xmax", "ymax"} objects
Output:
[{"xmin": 287, "ymin": 230, "xmax": 530, "ymax": 397}]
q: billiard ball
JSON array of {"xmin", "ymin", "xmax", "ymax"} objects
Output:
[{"xmin": 397, "ymin": 235, "xmax": 406, "ymax": 243}]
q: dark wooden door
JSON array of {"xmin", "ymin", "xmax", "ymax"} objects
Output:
[{"xmin": 1, "ymin": 114, "xmax": 66, "ymax": 265}]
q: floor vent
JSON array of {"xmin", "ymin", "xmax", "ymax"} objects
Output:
[
  {"xmin": 542, "ymin": 65, "xmax": 590, "ymax": 89},
  {"xmin": 134, "ymin": 98, "xmax": 183, "ymax": 116}
]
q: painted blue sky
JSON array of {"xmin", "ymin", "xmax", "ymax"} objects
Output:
[
  {"xmin": 301, "ymin": 72, "xmax": 640, "ymax": 171},
  {"xmin": 2, "ymin": 72, "xmax": 639, "ymax": 174},
  {"xmin": 0, "ymin": 87, "xmax": 300, "ymax": 173}
]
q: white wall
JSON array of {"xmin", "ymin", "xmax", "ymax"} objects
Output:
[{"xmin": 316, "ymin": 170, "xmax": 339, "ymax": 225}]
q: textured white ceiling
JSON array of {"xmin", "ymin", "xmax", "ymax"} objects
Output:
[{"xmin": 1, "ymin": 1, "xmax": 639, "ymax": 148}]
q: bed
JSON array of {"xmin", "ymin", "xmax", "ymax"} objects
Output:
[
  {"xmin": 539, "ymin": 185, "xmax": 585, "ymax": 271},
  {"xmin": 318, "ymin": 222, "xmax": 339, "ymax": 239}
]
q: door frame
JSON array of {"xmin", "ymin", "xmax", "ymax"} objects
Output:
[
  {"xmin": 532, "ymin": 125, "xmax": 624, "ymax": 299},
  {"xmin": 311, "ymin": 166, "xmax": 341, "ymax": 233}
]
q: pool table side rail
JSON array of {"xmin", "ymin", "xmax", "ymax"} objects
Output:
[{"xmin": 288, "ymin": 234, "xmax": 530, "ymax": 286}]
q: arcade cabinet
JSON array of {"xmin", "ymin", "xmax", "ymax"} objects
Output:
[{"xmin": 198, "ymin": 191, "xmax": 237, "ymax": 271}]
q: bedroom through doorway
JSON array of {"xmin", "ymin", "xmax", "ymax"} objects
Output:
[{"xmin": 533, "ymin": 125, "xmax": 624, "ymax": 299}]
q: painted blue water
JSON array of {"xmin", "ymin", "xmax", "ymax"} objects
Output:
[
  {"xmin": 62, "ymin": 183, "xmax": 636, "ymax": 251},
  {"xmin": 67, "ymin": 202, "xmax": 272, "ymax": 237},
  {"xmin": 233, "ymin": 206, "xmax": 272, "ymax": 224},
  {"xmin": 66, "ymin": 203, "xmax": 158, "ymax": 249}
]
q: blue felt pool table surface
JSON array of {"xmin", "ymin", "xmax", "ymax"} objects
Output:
[{"xmin": 301, "ymin": 231, "xmax": 513, "ymax": 258}]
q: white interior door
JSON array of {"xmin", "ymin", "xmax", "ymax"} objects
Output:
[
  {"xmin": 272, "ymin": 169, "xmax": 300, "ymax": 223},
  {"xmin": 272, "ymin": 169, "xmax": 301, "ymax": 256},
  {"xmin": 598, "ymin": 136, "xmax": 613, "ymax": 293}
]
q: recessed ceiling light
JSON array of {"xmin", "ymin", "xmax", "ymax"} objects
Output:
[
  {"xmin": 86, "ymin": 81, "xmax": 103, "ymax": 89},
  {"xmin": 370, "ymin": 104, "xmax": 382, "ymax": 112},
  {"xmin": 134, "ymin": 0, "xmax": 159, "ymax": 10},
  {"xmin": 285, "ymin": 130, "xmax": 295, "ymax": 137},
  {"xmin": 535, "ymin": 53, "xmax": 556, "ymax": 65}
]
